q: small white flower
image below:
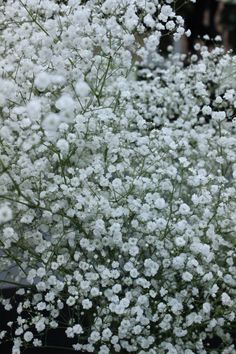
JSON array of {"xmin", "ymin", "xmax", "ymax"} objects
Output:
[
  {"xmin": 202, "ymin": 105, "xmax": 212, "ymax": 115},
  {"xmin": 37, "ymin": 302, "xmax": 46, "ymax": 311},
  {"xmin": 73, "ymin": 324, "xmax": 83, "ymax": 334},
  {"xmin": 221, "ymin": 293, "xmax": 233, "ymax": 306},
  {"xmin": 82, "ymin": 299, "xmax": 92, "ymax": 309},
  {"xmin": 166, "ymin": 20, "xmax": 175, "ymax": 31},
  {"xmin": 185, "ymin": 29, "xmax": 191, "ymax": 37},
  {"xmin": 75, "ymin": 80, "xmax": 90, "ymax": 97},
  {"xmin": 212, "ymin": 111, "xmax": 226, "ymax": 122},
  {"xmin": 202, "ymin": 302, "xmax": 211, "ymax": 314},
  {"xmin": 43, "ymin": 113, "xmax": 61, "ymax": 131},
  {"xmin": 66, "ymin": 296, "xmax": 76, "ymax": 307},
  {"xmin": 23, "ymin": 331, "xmax": 33, "ymax": 342},
  {"xmin": 178, "ymin": 203, "xmax": 191, "ymax": 215},
  {"xmin": 65, "ymin": 327, "xmax": 74, "ymax": 338},
  {"xmin": 55, "ymin": 94, "xmax": 75, "ymax": 113},
  {"xmin": 182, "ymin": 272, "xmax": 193, "ymax": 282},
  {"xmin": 0, "ymin": 205, "xmax": 12, "ymax": 224},
  {"xmin": 35, "ymin": 320, "xmax": 45, "ymax": 333},
  {"xmin": 33, "ymin": 339, "xmax": 42, "ymax": 347},
  {"xmin": 90, "ymin": 330, "xmax": 101, "ymax": 343},
  {"xmin": 37, "ymin": 267, "xmax": 46, "ymax": 278},
  {"xmin": 174, "ymin": 236, "xmax": 186, "ymax": 247},
  {"xmin": 56, "ymin": 139, "xmax": 69, "ymax": 155},
  {"xmin": 154, "ymin": 198, "xmax": 166, "ymax": 209},
  {"xmin": 102, "ymin": 328, "xmax": 112, "ymax": 340},
  {"xmin": 35, "ymin": 72, "xmax": 51, "ymax": 91}
]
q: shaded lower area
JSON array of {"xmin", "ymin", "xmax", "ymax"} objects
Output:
[
  {"xmin": 1, "ymin": 288, "xmax": 235, "ymax": 353},
  {"xmin": 0, "ymin": 343, "xmax": 76, "ymax": 354},
  {"xmin": 0, "ymin": 287, "xmax": 81, "ymax": 354}
]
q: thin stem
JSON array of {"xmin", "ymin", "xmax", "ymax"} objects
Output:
[
  {"xmin": 97, "ymin": 56, "xmax": 112, "ymax": 104},
  {"xmin": 18, "ymin": 0, "xmax": 50, "ymax": 36},
  {"xmin": 0, "ymin": 279, "xmax": 32, "ymax": 288}
]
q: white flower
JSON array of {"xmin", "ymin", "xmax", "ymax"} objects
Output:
[
  {"xmin": 43, "ymin": 113, "xmax": 61, "ymax": 131},
  {"xmin": 221, "ymin": 293, "xmax": 233, "ymax": 306},
  {"xmin": 185, "ymin": 29, "xmax": 191, "ymax": 37},
  {"xmin": 45, "ymin": 291, "xmax": 55, "ymax": 302},
  {"xmin": 33, "ymin": 339, "xmax": 42, "ymax": 347},
  {"xmin": 82, "ymin": 299, "xmax": 92, "ymax": 309},
  {"xmin": 0, "ymin": 330, "xmax": 7, "ymax": 340},
  {"xmin": 37, "ymin": 302, "xmax": 46, "ymax": 311},
  {"xmin": 154, "ymin": 198, "xmax": 166, "ymax": 209},
  {"xmin": 98, "ymin": 345, "xmax": 109, "ymax": 354},
  {"xmin": 178, "ymin": 203, "xmax": 191, "ymax": 215},
  {"xmin": 73, "ymin": 324, "xmax": 83, "ymax": 334},
  {"xmin": 212, "ymin": 111, "xmax": 226, "ymax": 122},
  {"xmin": 55, "ymin": 95, "xmax": 75, "ymax": 112},
  {"xmin": 0, "ymin": 205, "xmax": 12, "ymax": 224},
  {"xmin": 166, "ymin": 20, "xmax": 175, "ymax": 31},
  {"xmin": 37, "ymin": 267, "xmax": 46, "ymax": 278},
  {"xmin": 1, "ymin": 0, "xmax": 236, "ymax": 352},
  {"xmin": 172, "ymin": 254, "xmax": 186, "ymax": 269},
  {"xmin": 66, "ymin": 296, "xmax": 76, "ymax": 307},
  {"xmin": 65, "ymin": 327, "xmax": 74, "ymax": 338},
  {"xmin": 102, "ymin": 328, "xmax": 112, "ymax": 340},
  {"xmin": 202, "ymin": 302, "xmax": 211, "ymax": 314},
  {"xmin": 35, "ymin": 72, "xmax": 51, "ymax": 91},
  {"xmin": 144, "ymin": 259, "xmax": 159, "ymax": 276},
  {"xmin": 112, "ymin": 284, "xmax": 121, "ymax": 293},
  {"xmin": 182, "ymin": 272, "xmax": 193, "ymax": 282},
  {"xmin": 12, "ymin": 347, "xmax": 21, "ymax": 354},
  {"xmin": 75, "ymin": 80, "xmax": 90, "ymax": 97},
  {"xmin": 23, "ymin": 331, "xmax": 33, "ymax": 342},
  {"xmin": 35, "ymin": 320, "xmax": 46, "ymax": 333},
  {"xmin": 90, "ymin": 330, "xmax": 101, "ymax": 343},
  {"xmin": 90, "ymin": 287, "xmax": 100, "ymax": 297},
  {"xmin": 174, "ymin": 236, "xmax": 186, "ymax": 247},
  {"xmin": 160, "ymin": 5, "xmax": 174, "ymax": 19},
  {"xmin": 56, "ymin": 139, "xmax": 69, "ymax": 155},
  {"xmin": 202, "ymin": 105, "xmax": 212, "ymax": 115}
]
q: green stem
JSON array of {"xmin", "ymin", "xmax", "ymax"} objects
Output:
[
  {"xmin": 97, "ymin": 56, "xmax": 112, "ymax": 104},
  {"xmin": 0, "ymin": 279, "xmax": 32, "ymax": 288},
  {"xmin": 19, "ymin": 0, "xmax": 50, "ymax": 36}
]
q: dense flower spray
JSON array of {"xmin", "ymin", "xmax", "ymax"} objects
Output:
[{"xmin": 0, "ymin": 1, "xmax": 236, "ymax": 353}]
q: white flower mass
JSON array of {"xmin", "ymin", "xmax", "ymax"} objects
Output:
[{"xmin": 0, "ymin": 0, "xmax": 236, "ymax": 353}]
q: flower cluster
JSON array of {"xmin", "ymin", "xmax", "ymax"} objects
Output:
[
  {"xmin": 132, "ymin": 44, "xmax": 236, "ymax": 129},
  {"xmin": 0, "ymin": 1, "xmax": 235, "ymax": 354}
]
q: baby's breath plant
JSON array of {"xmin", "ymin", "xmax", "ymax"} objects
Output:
[
  {"xmin": 133, "ymin": 44, "xmax": 236, "ymax": 129},
  {"xmin": 0, "ymin": 1, "xmax": 236, "ymax": 354}
]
